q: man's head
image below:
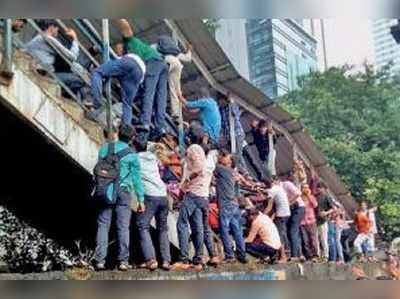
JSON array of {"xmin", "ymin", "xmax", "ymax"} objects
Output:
[
  {"xmin": 12, "ymin": 19, "xmax": 27, "ymax": 32},
  {"xmin": 218, "ymin": 148, "xmax": 233, "ymax": 168},
  {"xmin": 316, "ymin": 182, "xmax": 328, "ymax": 197},
  {"xmin": 360, "ymin": 201, "xmax": 368, "ymax": 212},
  {"xmin": 217, "ymin": 93, "xmax": 229, "ymax": 107},
  {"xmin": 40, "ymin": 20, "xmax": 60, "ymax": 37},
  {"xmin": 258, "ymin": 119, "xmax": 269, "ymax": 135},
  {"xmin": 197, "ymin": 86, "xmax": 211, "ymax": 99},
  {"xmin": 112, "ymin": 41, "xmax": 125, "ymax": 57},
  {"xmin": 247, "ymin": 208, "xmax": 260, "ymax": 223},
  {"xmin": 118, "ymin": 124, "xmax": 136, "ymax": 144}
]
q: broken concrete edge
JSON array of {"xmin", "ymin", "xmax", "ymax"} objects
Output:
[
  {"xmin": 0, "ymin": 262, "xmax": 389, "ymax": 280},
  {"xmin": 0, "ymin": 50, "xmax": 103, "ymax": 174},
  {"xmin": 12, "ymin": 50, "xmax": 104, "ymax": 147}
]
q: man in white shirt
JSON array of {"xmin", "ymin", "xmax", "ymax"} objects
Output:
[
  {"xmin": 265, "ymin": 176, "xmax": 291, "ymax": 262},
  {"xmin": 164, "ymin": 44, "xmax": 192, "ymax": 121}
]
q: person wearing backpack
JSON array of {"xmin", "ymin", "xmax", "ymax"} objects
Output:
[{"xmin": 93, "ymin": 124, "xmax": 145, "ymax": 271}]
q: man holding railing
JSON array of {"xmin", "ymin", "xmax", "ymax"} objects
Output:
[
  {"xmin": 25, "ymin": 20, "xmax": 86, "ymax": 101},
  {"xmin": 115, "ymin": 19, "xmax": 169, "ymax": 141}
]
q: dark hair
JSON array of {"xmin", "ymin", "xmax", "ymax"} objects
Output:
[
  {"xmin": 248, "ymin": 208, "xmax": 260, "ymax": 218},
  {"xmin": 133, "ymin": 138, "xmax": 147, "ymax": 153},
  {"xmin": 219, "ymin": 148, "xmax": 231, "ymax": 158},
  {"xmin": 258, "ymin": 119, "xmax": 268, "ymax": 129},
  {"xmin": 118, "ymin": 124, "xmax": 136, "ymax": 143},
  {"xmin": 197, "ymin": 87, "xmax": 211, "ymax": 99},
  {"xmin": 38, "ymin": 19, "xmax": 59, "ymax": 31},
  {"xmin": 187, "ymin": 123, "xmax": 205, "ymax": 145},
  {"xmin": 317, "ymin": 182, "xmax": 328, "ymax": 190}
]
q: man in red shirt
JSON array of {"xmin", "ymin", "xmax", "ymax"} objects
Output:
[{"xmin": 354, "ymin": 201, "xmax": 374, "ymax": 260}]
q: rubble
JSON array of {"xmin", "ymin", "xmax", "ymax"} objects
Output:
[{"xmin": 0, "ymin": 206, "xmax": 76, "ymax": 273}]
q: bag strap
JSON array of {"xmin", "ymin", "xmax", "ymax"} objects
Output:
[
  {"xmin": 116, "ymin": 147, "xmax": 133, "ymax": 160},
  {"xmin": 105, "ymin": 143, "xmax": 115, "ymax": 162}
]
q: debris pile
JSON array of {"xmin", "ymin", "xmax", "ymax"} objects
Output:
[{"xmin": 0, "ymin": 206, "xmax": 75, "ymax": 273}]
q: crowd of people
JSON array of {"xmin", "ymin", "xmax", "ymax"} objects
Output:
[{"xmin": 1, "ymin": 19, "xmax": 383, "ymax": 273}]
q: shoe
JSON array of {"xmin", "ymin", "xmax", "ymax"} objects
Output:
[
  {"xmin": 94, "ymin": 262, "xmax": 106, "ymax": 271},
  {"xmin": 223, "ymin": 258, "xmax": 236, "ymax": 264},
  {"xmin": 118, "ymin": 262, "xmax": 132, "ymax": 272},
  {"xmin": 161, "ymin": 261, "xmax": 172, "ymax": 271},
  {"xmin": 237, "ymin": 256, "xmax": 249, "ymax": 264}
]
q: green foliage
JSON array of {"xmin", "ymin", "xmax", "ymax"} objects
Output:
[{"xmin": 281, "ymin": 65, "xmax": 400, "ymax": 240}]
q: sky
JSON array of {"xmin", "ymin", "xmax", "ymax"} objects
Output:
[{"xmin": 323, "ymin": 19, "xmax": 375, "ymax": 68}]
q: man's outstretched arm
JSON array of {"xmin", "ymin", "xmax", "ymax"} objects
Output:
[{"xmin": 115, "ymin": 19, "xmax": 134, "ymax": 38}]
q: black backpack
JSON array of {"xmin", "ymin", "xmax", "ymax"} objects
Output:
[
  {"xmin": 93, "ymin": 143, "xmax": 133, "ymax": 205},
  {"xmin": 157, "ymin": 35, "xmax": 181, "ymax": 56}
]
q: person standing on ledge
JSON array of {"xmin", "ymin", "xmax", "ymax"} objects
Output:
[{"xmin": 115, "ymin": 19, "xmax": 168, "ymax": 141}]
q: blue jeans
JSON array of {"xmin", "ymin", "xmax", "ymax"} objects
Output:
[
  {"xmin": 289, "ymin": 205, "xmax": 305, "ymax": 258},
  {"xmin": 94, "ymin": 189, "xmax": 132, "ymax": 264},
  {"xmin": 336, "ymin": 226, "xmax": 344, "ymax": 262},
  {"xmin": 219, "ymin": 204, "xmax": 246, "ymax": 260},
  {"xmin": 91, "ymin": 56, "xmax": 143, "ymax": 125},
  {"xmin": 275, "ymin": 216, "xmax": 290, "ymax": 252},
  {"xmin": 177, "ymin": 193, "xmax": 215, "ymax": 264},
  {"xmin": 139, "ymin": 59, "xmax": 168, "ymax": 133},
  {"xmin": 136, "ymin": 195, "xmax": 170, "ymax": 263},
  {"xmin": 328, "ymin": 221, "xmax": 338, "ymax": 261}
]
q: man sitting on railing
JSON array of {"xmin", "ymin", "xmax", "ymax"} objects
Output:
[
  {"xmin": 25, "ymin": 20, "xmax": 86, "ymax": 101},
  {"xmin": 116, "ymin": 19, "xmax": 169, "ymax": 141}
]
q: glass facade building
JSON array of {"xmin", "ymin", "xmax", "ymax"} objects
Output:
[
  {"xmin": 372, "ymin": 19, "xmax": 400, "ymax": 76},
  {"xmin": 246, "ymin": 19, "xmax": 318, "ymax": 99},
  {"xmin": 216, "ymin": 19, "xmax": 320, "ymax": 100}
]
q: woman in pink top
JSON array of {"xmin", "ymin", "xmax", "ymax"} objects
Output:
[{"xmin": 300, "ymin": 184, "xmax": 319, "ymax": 261}]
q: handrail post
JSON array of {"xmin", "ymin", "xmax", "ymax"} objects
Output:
[
  {"xmin": 228, "ymin": 97, "xmax": 236, "ymax": 155},
  {"xmin": 102, "ymin": 19, "xmax": 112, "ymax": 135},
  {"xmin": 0, "ymin": 19, "xmax": 14, "ymax": 84}
]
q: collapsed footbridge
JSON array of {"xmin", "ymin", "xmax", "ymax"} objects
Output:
[{"xmin": 0, "ymin": 19, "xmax": 356, "ymax": 252}]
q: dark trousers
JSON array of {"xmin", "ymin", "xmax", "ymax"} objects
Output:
[
  {"xmin": 275, "ymin": 216, "xmax": 290, "ymax": 252},
  {"xmin": 246, "ymin": 242, "xmax": 278, "ymax": 259},
  {"xmin": 219, "ymin": 204, "xmax": 246, "ymax": 260},
  {"xmin": 300, "ymin": 223, "xmax": 319, "ymax": 259},
  {"xmin": 139, "ymin": 59, "xmax": 168, "ymax": 133},
  {"xmin": 91, "ymin": 56, "xmax": 143, "ymax": 125},
  {"xmin": 177, "ymin": 193, "xmax": 215, "ymax": 264},
  {"xmin": 136, "ymin": 195, "xmax": 171, "ymax": 263},
  {"xmin": 57, "ymin": 72, "xmax": 86, "ymax": 101},
  {"xmin": 94, "ymin": 190, "xmax": 132, "ymax": 264},
  {"xmin": 289, "ymin": 205, "xmax": 305, "ymax": 258}
]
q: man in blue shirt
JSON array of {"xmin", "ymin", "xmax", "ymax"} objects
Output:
[
  {"xmin": 94, "ymin": 124, "xmax": 145, "ymax": 272},
  {"xmin": 181, "ymin": 87, "xmax": 221, "ymax": 145}
]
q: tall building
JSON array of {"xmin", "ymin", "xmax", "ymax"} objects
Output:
[
  {"xmin": 372, "ymin": 19, "xmax": 400, "ymax": 76},
  {"xmin": 246, "ymin": 19, "xmax": 318, "ymax": 99},
  {"xmin": 215, "ymin": 19, "xmax": 250, "ymax": 79},
  {"xmin": 216, "ymin": 19, "xmax": 321, "ymax": 99}
]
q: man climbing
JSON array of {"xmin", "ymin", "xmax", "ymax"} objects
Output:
[{"xmin": 115, "ymin": 19, "xmax": 169, "ymax": 141}]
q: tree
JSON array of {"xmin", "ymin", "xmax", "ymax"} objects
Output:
[{"xmin": 281, "ymin": 65, "xmax": 400, "ymax": 240}]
